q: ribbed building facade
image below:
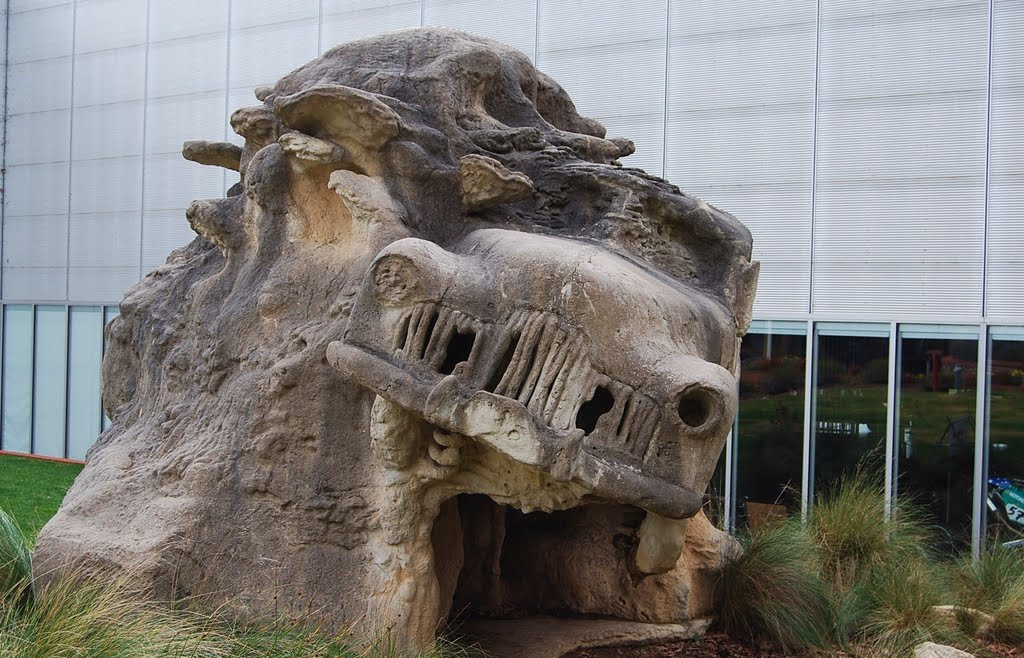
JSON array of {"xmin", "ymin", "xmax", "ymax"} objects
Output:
[{"xmin": 1, "ymin": 0, "xmax": 1021, "ymax": 552}]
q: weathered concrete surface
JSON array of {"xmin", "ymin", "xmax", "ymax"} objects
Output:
[{"xmin": 33, "ymin": 28, "xmax": 758, "ymax": 653}]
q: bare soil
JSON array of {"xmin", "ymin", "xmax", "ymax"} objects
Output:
[{"xmin": 563, "ymin": 631, "xmax": 1024, "ymax": 658}]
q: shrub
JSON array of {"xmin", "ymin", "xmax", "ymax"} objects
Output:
[{"xmin": 716, "ymin": 518, "xmax": 833, "ymax": 652}]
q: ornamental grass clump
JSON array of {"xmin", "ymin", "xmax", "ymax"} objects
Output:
[
  {"xmin": 716, "ymin": 517, "xmax": 833, "ymax": 652},
  {"xmin": 0, "ymin": 506, "xmax": 472, "ymax": 658},
  {"xmin": 954, "ymin": 544, "xmax": 1024, "ymax": 644},
  {"xmin": 838, "ymin": 553, "xmax": 970, "ymax": 658},
  {"xmin": 0, "ymin": 508, "xmax": 32, "ymax": 608},
  {"xmin": 809, "ymin": 466, "xmax": 930, "ymax": 593}
]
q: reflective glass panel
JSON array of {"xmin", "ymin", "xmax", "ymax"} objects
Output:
[
  {"xmin": 813, "ymin": 324, "xmax": 890, "ymax": 493},
  {"xmin": 101, "ymin": 305, "xmax": 119, "ymax": 432},
  {"xmin": 736, "ymin": 323, "xmax": 806, "ymax": 529},
  {"xmin": 68, "ymin": 306, "xmax": 104, "ymax": 461},
  {"xmin": 897, "ymin": 326, "xmax": 978, "ymax": 551},
  {"xmin": 2, "ymin": 305, "xmax": 34, "ymax": 454},
  {"xmin": 33, "ymin": 305, "xmax": 68, "ymax": 458},
  {"xmin": 986, "ymin": 330, "xmax": 1024, "ymax": 546},
  {"xmin": 706, "ymin": 450, "xmax": 728, "ymax": 529}
]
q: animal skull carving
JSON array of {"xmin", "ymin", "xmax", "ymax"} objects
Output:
[{"xmin": 34, "ymin": 28, "xmax": 758, "ymax": 653}]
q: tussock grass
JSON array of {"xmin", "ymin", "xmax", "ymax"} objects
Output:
[
  {"xmin": 954, "ymin": 545, "xmax": 1024, "ymax": 644},
  {"xmin": 839, "ymin": 555, "xmax": 970, "ymax": 658},
  {"xmin": 716, "ymin": 518, "xmax": 833, "ymax": 652},
  {"xmin": 717, "ymin": 464, "xmax": 1024, "ymax": 656},
  {"xmin": 809, "ymin": 466, "xmax": 929, "ymax": 593},
  {"xmin": 1, "ymin": 509, "xmax": 32, "ymax": 610},
  {"xmin": 0, "ymin": 505, "xmax": 476, "ymax": 658}
]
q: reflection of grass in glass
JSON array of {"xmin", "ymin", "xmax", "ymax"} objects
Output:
[
  {"xmin": 816, "ymin": 384, "xmax": 888, "ymax": 429},
  {"xmin": 899, "ymin": 387, "xmax": 976, "ymax": 445},
  {"xmin": 989, "ymin": 388, "xmax": 1024, "ymax": 479},
  {"xmin": 737, "ymin": 393, "xmax": 804, "ymax": 508}
]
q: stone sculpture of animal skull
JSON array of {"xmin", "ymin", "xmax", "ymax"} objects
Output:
[{"xmin": 34, "ymin": 28, "xmax": 759, "ymax": 653}]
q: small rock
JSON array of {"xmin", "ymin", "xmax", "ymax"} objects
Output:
[{"xmin": 914, "ymin": 641, "xmax": 974, "ymax": 658}]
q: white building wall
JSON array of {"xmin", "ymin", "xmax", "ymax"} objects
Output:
[
  {"xmin": 986, "ymin": 0, "xmax": 1024, "ymax": 322},
  {"xmin": 5, "ymin": 0, "xmax": 1018, "ymax": 325}
]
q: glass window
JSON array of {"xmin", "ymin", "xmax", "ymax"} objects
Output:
[
  {"xmin": 897, "ymin": 325, "xmax": 978, "ymax": 551},
  {"xmin": 736, "ymin": 321, "xmax": 806, "ymax": 529},
  {"xmin": 2, "ymin": 305, "xmax": 34, "ymax": 454},
  {"xmin": 68, "ymin": 306, "xmax": 104, "ymax": 461},
  {"xmin": 101, "ymin": 305, "xmax": 120, "ymax": 432},
  {"xmin": 705, "ymin": 450, "xmax": 728, "ymax": 530},
  {"xmin": 33, "ymin": 305, "xmax": 68, "ymax": 458},
  {"xmin": 986, "ymin": 327, "xmax": 1024, "ymax": 546},
  {"xmin": 813, "ymin": 323, "xmax": 890, "ymax": 494}
]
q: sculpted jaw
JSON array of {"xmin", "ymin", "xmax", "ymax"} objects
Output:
[{"xmin": 328, "ymin": 228, "xmax": 739, "ymax": 576}]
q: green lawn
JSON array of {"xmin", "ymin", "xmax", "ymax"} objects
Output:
[{"xmin": 0, "ymin": 453, "xmax": 83, "ymax": 543}]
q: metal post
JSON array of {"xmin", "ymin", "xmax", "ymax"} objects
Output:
[
  {"xmin": 884, "ymin": 322, "xmax": 899, "ymax": 520},
  {"xmin": 801, "ymin": 320, "xmax": 815, "ymax": 521},
  {"xmin": 972, "ymin": 324, "xmax": 990, "ymax": 560}
]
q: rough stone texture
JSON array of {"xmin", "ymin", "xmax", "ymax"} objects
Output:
[
  {"xmin": 33, "ymin": 28, "xmax": 758, "ymax": 653},
  {"xmin": 914, "ymin": 642, "xmax": 975, "ymax": 658},
  {"xmin": 463, "ymin": 617, "xmax": 710, "ymax": 658}
]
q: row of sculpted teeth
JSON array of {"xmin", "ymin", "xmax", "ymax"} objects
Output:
[{"xmin": 392, "ymin": 302, "xmax": 665, "ymax": 465}]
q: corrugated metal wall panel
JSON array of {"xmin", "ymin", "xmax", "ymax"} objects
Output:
[
  {"xmin": 69, "ymin": 211, "xmax": 142, "ymax": 268},
  {"xmin": 320, "ymin": 0, "xmax": 421, "ymax": 51},
  {"xmin": 2, "ymin": 268, "xmax": 67, "ymax": 300},
  {"xmin": 73, "ymin": 45, "xmax": 146, "ymax": 106},
  {"xmin": 144, "ymin": 154, "xmax": 227, "ymax": 211},
  {"xmin": 225, "ymin": 87, "xmax": 257, "ymax": 145},
  {"xmin": 3, "ymin": 214, "xmax": 68, "ymax": 268},
  {"xmin": 69, "ymin": 156, "xmax": 142, "ymax": 214},
  {"xmin": 423, "ymin": 0, "xmax": 537, "ymax": 60},
  {"xmin": 142, "ymin": 209, "xmax": 201, "ymax": 272},
  {"xmin": 149, "ymin": 0, "xmax": 228, "ymax": 41},
  {"xmin": 145, "ymin": 92, "xmax": 227, "ymax": 155},
  {"xmin": 66, "ymin": 266, "xmax": 140, "ymax": 301},
  {"xmin": 71, "ymin": 101, "xmax": 145, "ymax": 160},
  {"xmin": 4, "ymin": 162, "xmax": 69, "ymax": 216},
  {"xmin": 667, "ymin": 1, "xmax": 816, "ymax": 317},
  {"xmin": 73, "ymin": 0, "xmax": 147, "ymax": 54},
  {"xmin": 148, "ymin": 35, "xmax": 228, "ymax": 99},
  {"xmin": 231, "ymin": 0, "xmax": 318, "ymax": 30},
  {"xmin": 8, "ymin": 3, "xmax": 73, "ymax": 63},
  {"xmin": 985, "ymin": 0, "xmax": 1024, "ymax": 322},
  {"xmin": 10, "ymin": 0, "xmax": 71, "ymax": 12},
  {"xmin": 6, "ymin": 57, "xmax": 72, "ymax": 114},
  {"xmin": 6, "ymin": 109, "xmax": 71, "ymax": 165},
  {"xmin": 538, "ymin": 0, "xmax": 666, "ymax": 176},
  {"xmin": 812, "ymin": 1, "xmax": 989, "ymax": 318},
  {"xmin": 228, "ymin": 19, "xmax": 319, "ymax": 89},
  {"xmin": 689, "ymin": 182, "xmax": 813, "ymax": 317}
]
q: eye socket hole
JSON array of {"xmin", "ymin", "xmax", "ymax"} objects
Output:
[
  {"xmin": 677, "ymin": 390, "xmax": 713, "ymax": 428},
  {"xmin": 440, "ymin": 330, "xmax": 475, "ymax": 375},
  {"xmin": 575, "ymin": 385, "xmax": 615, "ymax": 436}
]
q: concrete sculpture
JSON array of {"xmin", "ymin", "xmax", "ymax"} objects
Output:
[{"xmin": 34, "ymin": 28, "xmax": 759, "ymax": 652}]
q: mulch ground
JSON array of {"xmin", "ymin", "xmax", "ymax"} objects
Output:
[{"xmin": 564, "ymin": 631, "xmax": 1024, "ymax": 658}]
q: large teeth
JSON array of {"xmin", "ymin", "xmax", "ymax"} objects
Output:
[{"xmin": 633, "ymin": 513, "xmax": 689, "ymax": 576}]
